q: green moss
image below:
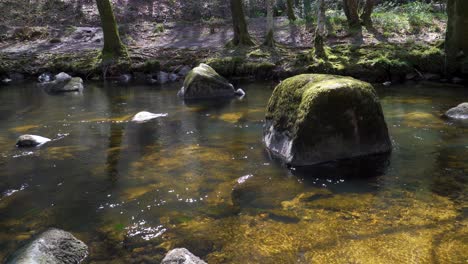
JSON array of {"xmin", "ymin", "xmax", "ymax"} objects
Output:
[
  {"xmin": 206, "ymin": 56, "xmax": 275, "ymax": 78},
  {"xmin": 266, "ymin": 74, "xmax": 341, "ymax": 133},
  {"xmin": 44, "ymin": 50, "xmax": 101, "ymax": 76},
  {"xmin": 266, "ymin": 73, "xmax": 385, "ymax": 148}
]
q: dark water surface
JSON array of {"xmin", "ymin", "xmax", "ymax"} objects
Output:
[{"xmin": 0, "ymin": 81, "xmax": 467, "ymax": 263}]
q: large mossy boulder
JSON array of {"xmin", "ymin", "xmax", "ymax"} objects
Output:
[
  {"xmin": 7, "ymin": 228, "xmax": 88, "ymax": 264},
  {"xmin": 264, "ymin": 74, "xmax": 392, "ymax": 166},
  {"xmin": 178, "ymin": 63, "xmax": 236, "ymax": 99}
]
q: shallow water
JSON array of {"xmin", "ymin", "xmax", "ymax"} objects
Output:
[{"xmin": 0, "ymin": 81, "xmax": 467, "ymax": 263}]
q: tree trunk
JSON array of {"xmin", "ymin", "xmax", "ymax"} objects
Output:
[
  {"xmin": 263, "ymin": 0, "xmax": 275, "ymax": 47},
  {"xmin": 303, "ymin": 0, "xmax": 312, "ymax": 28},
  {"xmin": 286, "ymin": 0, "xmax": 296, "ymax": 21},
  {"xmin": 96, "ymin": 0, "xmax": 127, "ymax": 62},
  {"xmin": 229, "ymin": 0, "xmax": 255, "ymax": 46},
  {"xmin": 445, "ymin": 0, "xmax": 468, "ymax": 75},
  {"xmin": 314, "ymin": 0, "xmax": 326, "ymax": 58},
  {"xmin": 360, "ymin": 0, "xmax": 374, "ymax": 26},
  {"xmin": 342, "ymin": 0, "xmax": 360, "ymax": 29}
]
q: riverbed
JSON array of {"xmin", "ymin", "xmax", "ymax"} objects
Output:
[{"xmin": 0, "ymin": 81, "xmax": 467, "ymax": 263}]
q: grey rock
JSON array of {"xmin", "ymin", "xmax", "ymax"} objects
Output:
[
  {"xmin": 169, "ymin": 73, "xmax": 179, "ymax": 82},
  {"xmin": 38, "ymin": 73, "xmax": 53, "ymax": 83},
  {"xmin": 234, "ymin": 88, "xmax": 246, "ymax": 97},
  {"xmin": 55, "ymin": 72, "xmax": 72, "ymax": 82},
  {"xmin": 178, "ymin": 63, "xmax": 236, "ymax": 99},
  {"xmin": 40, "ymin": 72, "xmax": 84, "ymax": 93},
  {"xmin": 7, "ymin": 228, "xmax": 88, "ymax": 264},
  {"xmin": 119, "ymin": 74, "xmax": 132, "ymax": 83},
  {"xmin": 177, "ymin": 66, "xmax": 191, "ymax": 77},
  {"xmin": 62, "ymin": 77, "xmax": 84, "ymax": 92},
  {"xmin": 16, "ymin": 134, "xmax": 51, "ymax": 147},
  {"xmin": 132, "ymin": 111, "xmax": 168, "ymax": 123},
  {"xmin": 161, "ymin": 248, "xmax": 206, "ymax": 264},
  {"xmin": 157, "ymin": 71, "xmax": 169, "ymax": 84},
  {"xmin": 382, "ymin": 81, "xmax": 392, "ymax": 87},
  {"xmin": 444, "ymin": 103, "xmax": 468, "ymax": 120}
]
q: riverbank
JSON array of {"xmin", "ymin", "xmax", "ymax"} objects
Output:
[{"xmin": 0, "ymin": 16, "xmax": 463, "ymax": 85}]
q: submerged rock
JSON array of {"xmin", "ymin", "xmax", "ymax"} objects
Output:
[
  {"xmin": 16, "ymin": 134, "xmax": 51, "ymax": 147},
  {"xmin": 7, "ymin": 228, "xmax": 88, "ymax": 264},
  {"xmin": 178, "ymin": 63, "xmax": 236, "ymax": 99},
  {"xmin": 264, "ymin": 74, "xmax": 392, "ymax": 166},
  {"xmin": 161, "ymin": 248, "xmax": 206, "ymax": 264},
  {"xmin": 444, "ymin": 103, "xmax": 468, "ymax": 120},
  {"xmin": 39, "ymin": 72, "xmax": 84, "ymax": 93},
  {"xmin": 132, "ymin": 111, "xmax": 168, "ymax": 123}
]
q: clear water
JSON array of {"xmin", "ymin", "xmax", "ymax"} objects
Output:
[{"xmin": 0, "ymin": 81, "xmax": 466, "ymax": 263}]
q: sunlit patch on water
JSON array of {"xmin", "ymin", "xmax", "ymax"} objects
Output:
[
  {"xmin": 0, "ymin": 184, "xmax": 28, "ymax": 201},
  {"xmin": 12, "ymin": 151, "xmax": 35, "ymax": 158},
  {"xmin": 126, "ymin": 220, "xmax": 167, "ymax": 241}
]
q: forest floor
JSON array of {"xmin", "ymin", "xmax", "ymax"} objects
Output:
[{"xmin": 0, "ymin": 15, "xmax": 450, "ymax": 83}]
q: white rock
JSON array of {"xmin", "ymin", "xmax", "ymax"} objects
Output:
[
  {"xmin": 16, "ymin": 135, "xmax": 51, "ymax": 147},
  {"xmin": 132, "ymin": 111, "xmax": 168, "ymax": 123}
]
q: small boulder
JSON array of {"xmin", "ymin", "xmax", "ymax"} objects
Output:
[
  {"xmin": 119, "ymin": 74, "xmax": 132, "ymax": 84},
  {"xmin": 157, "ymin": 71, "xmax": 169, "ymax": 84},
  {"xmin": 178, "ymin": 63, "xmax": 236, "ymax": 99},
  {"xmin": 177, "ymin": 66, "xmax": 191, "ymax": 77},
  {"xmin": 169, "ymin": 73, "xmax": 179, "ymax": 82},
  {"xmin": 38, "ymin": 73, "xmax": 53, "ymax": 83},
  {"xmin": 16, "ymin": 134, "xmax": 51, "ymax": 147},
  {"xmin": 40, "ymin": 72, "xmax": 84, "ymax": 93},
  {"xmin": 161, "ymin": 248, "xmax": 206, "ymax": 264},
  {"xmin": 7, "ymin": 228, "xmax": 88, "ymax": 264},
  {"xmin": 234, "ymin": 88, "xmax": 246, "ymax": 97},
  {"xmin": 264, "ymin": 74, "xmax": 392, "ymax": 166},
  {"xmin": 444, "ymin": 103, "xmax": 468, "ymax": 120},
  {"xmin": 132, "ymin": 111, "xmax": 168, "ymax": 123}
]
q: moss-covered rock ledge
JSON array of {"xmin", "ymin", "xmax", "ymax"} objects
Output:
[
  {"xmin": 0, "ymin": 42, "xmax": 456, "ymax": 84},
  {"xmin": 264, "ymin": 74, "xmax": 392, "ymax": 166}
]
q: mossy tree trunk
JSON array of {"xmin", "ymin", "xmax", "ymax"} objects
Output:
[
  {"xmin": 445, "ymin": 0, "xmax": 468, "ymax": 76},
  {"xmin": 263, "ymin": 0, "xmax": 275, "ymax": 47},
  {"xmin": 96, "ymin": 0, "xmax": 128, "ymax": 62},
  {"xmin": 286, "ymin": 0, "xmax": 296, "ymax": 21},
  {"xmin": 360, "ymin": 0, "xmax": 374, "ymax": 26},
  {"xmin": 303, "ymin": 0, "xmax": 313, "ymax": 29},
  {"xmin": 342, "ymin": 0, "xmax": 360, "ymax": 29},
  {"xmin": 229, "ymin": 0, "xmax": 255, "ymax": 46},
  {"xmin": 314, "ymin": 0, "xmax": 326, "ymax": 59}
]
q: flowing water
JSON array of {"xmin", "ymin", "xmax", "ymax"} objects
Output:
[{"xmin": 0, "ymin": 81, "xmax": 467, "ymax": 263}]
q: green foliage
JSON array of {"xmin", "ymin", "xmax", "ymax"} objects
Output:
[
  {"xmin": 372, "ymin": 2, "xmax": 446, "ymax": 34},
  {"xmin": 154, "ymin": 23, "xmax": 165, "ymax": 34},
  {"xmin": 142, "ymin": 60, "xmax": 161, "ymax": 73}
]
